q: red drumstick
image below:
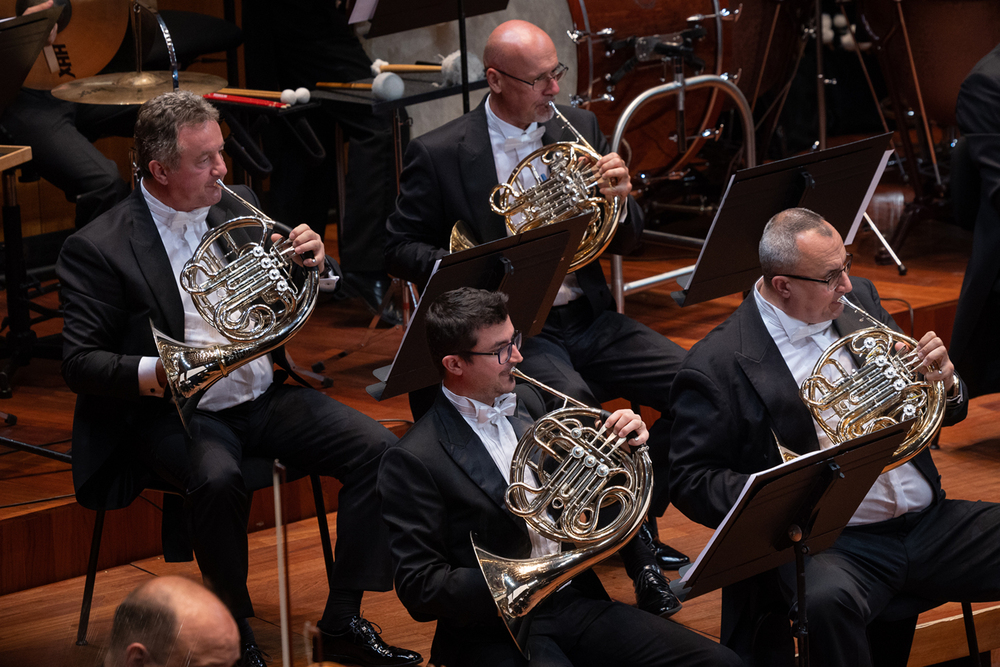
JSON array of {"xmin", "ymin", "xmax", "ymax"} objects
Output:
[{"xmin": 204, "ymin": 92, "xmax": 290, "ymax": 109}]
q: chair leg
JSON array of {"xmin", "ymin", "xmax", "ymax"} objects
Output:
[
  {"xmin": 961, "ymin": 601, "xmax": 979, "ymax": 665},
  {"xmin": 76, "ymin": 508, "xmax": 106, "ymax": 646},
  {"xmin": 309, "ymin": 475, "xmax": 336, "ymax": 589}
]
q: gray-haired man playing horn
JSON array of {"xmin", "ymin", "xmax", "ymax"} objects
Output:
[
  {"xmin": 57, "ymin": 90, "xmax": 419, "ymax": 667},
  {"xmin": 377, "ymin": 286, "xmax": 741, "ymax": 667},
  {"xmin": 666, "ymin": 207, "xmax": 1000, "ymax": 666}
]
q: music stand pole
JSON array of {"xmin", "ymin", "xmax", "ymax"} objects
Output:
[
  {"xmin": 458, "ymin": 0, "xmax": 470, "ymax": 113},
  {"xmin": 814, "ymin": 0, "xmax": 827, "ymax": 151}
]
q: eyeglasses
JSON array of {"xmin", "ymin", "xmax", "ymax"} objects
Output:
[
  {"xmin": 460, "ymin": 331, "xmax": 522, "ymax": 364},
  {"xmin": 492, "ymin": 63, "xmax": 568, "ymax": 90},
  {"xmin": 780, "ymin": 253, "xmax": 853, "ymax": 290}
]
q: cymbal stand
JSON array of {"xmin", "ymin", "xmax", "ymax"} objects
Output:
[{"xmin": 840, "ymin": 0, "xmax": 946, "ymax": 269}]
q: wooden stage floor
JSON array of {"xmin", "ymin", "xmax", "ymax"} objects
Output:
[{"xmin": 2, "ymin": 216, "xmax": 999, "ymax": 666}]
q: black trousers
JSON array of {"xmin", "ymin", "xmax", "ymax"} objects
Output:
[
  {"xmin": 142, "ymin": 381, "xmax": 396, "ymax": 618},
  {"xmin": 432, "ymin": 583, "xmax": 742, "ymax": 667},
  {"xmin": 777, "ymin": 498, "xmax": 1000, "ymax": 667},
  {"xmin": 0, "ymin": 89, "xmax": 133, "ymax": 227},
  {"xmin": 517, "ymin": 301, "xmax": 686, "ymax": 514}
]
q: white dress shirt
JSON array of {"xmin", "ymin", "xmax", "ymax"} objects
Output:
[
  {"xmin": 443, "ymin": 385, "xmax": 561, "ymax": 558},
  {"xmin": 753, "ymin": 279, "xmax": 934, "ymax": 525},
  {"xmin": 137, "ymin": 180, "xmax": 273, "ymax": 411}
]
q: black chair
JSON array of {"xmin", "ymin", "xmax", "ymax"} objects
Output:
[
  {"xmin": 950, "ymin": 136, "xmax": 982, "ymax": 232},
  {"xmin": 75, "ymin": 459, "xmax": 335, "ymax": 646},
  {"xmin": 869, "ymin": 594, "xmax": 979, "ymax": 667}
]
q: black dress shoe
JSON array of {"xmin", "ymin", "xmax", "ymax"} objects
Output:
[
  {"xmin": 313, "ymin": 615, "xmax": 422, "ymax": 666},
  {"xmin": 238, "ymin": 642, "xmax": 268, "ymax": 667},
  {"xmin": 342, "ymin": 271, "xmax": 404, "ymax": 326},
  {"xmin": 637, "ymin": 520, "xmax": 691, "ymax": 571},
  {"xmin": 634, "ymin": 564, "xmax": 683, "ymax": 618}
]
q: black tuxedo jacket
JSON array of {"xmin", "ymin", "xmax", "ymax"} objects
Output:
[
  {"xmin": 384, "ymin": 98, "xmax": 643, "ymax": 318},
  {"xmin": 57, "ymin": 185, "xmax": 271, "ymax": 510},
  {"xmin": 952, "ymin": 43, "xmax": 1000, "ymax": 396},
  {"xmin": 667, "ymin": 277, "xmax": 968, "ymax": 530},
  {"xmin": 377, "ymin": 388, "xmax": 608, "ymax": 664},
  {"xmin": 666, "ymin": 277, "xmax": 968, "ymax": 654}
]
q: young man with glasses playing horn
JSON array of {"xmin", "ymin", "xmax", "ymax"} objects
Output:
[
  {"xmin": 385, "ymin": 18, "xmax": 692, "ymax": 617},
  {"xmin": 377, "ymin": 287, "xmax": 742, "ymax": 667}
]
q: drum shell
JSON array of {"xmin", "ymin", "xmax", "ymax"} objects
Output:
[
  {"xmin": 567, "ymin": 0, "xmax": 809, "ymax": 178},
  {"xmin": 857, "ymin": 0, "xmax": 1000, "ymax": 128}
]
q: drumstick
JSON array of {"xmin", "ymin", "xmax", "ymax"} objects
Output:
[
  {"xmin": 204, "ymin": 92, "xmax": 290, "ymax": 109},
  {"xmin": 217, "ymin": 87, "xmax": 284, "ymax": 100},
  {"xmin": 316, "ymin": 82, "xmax": 373, "ymax": 90},
  {"xmin": 377, "ymin": 64, "xmax": 441, "ymax": 73}
]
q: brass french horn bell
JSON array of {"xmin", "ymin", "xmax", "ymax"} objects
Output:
[
  {"xmin": 152, "ymin": 181, "xmax": 319, "ymax": 430},
  {"xmin": 450, "ymin": 102, "xmax": 622, "ymax": 271},
  {"xmin": 472, "ymin": 369, "xmax": 652, "ymax": 655},
  {"xmin": 797, "ymin": 296, "xmax": 946, "ymax": 472}
]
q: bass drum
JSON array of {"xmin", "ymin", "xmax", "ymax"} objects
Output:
[
  {"xmin": 856, "ymin": 0, "xmax": 1000, "ymax": 128},
  {"xmin": 1, "ymin": 0, "xmax": 129, "ymax": 90},
  {"xmin": 567, "ymin": 0, "xmax": 809, "ymax": 181}
]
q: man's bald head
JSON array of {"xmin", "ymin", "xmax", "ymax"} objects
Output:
[
  {"xmin": 484, "ymin": 20, "xmax": 554, "ymax": 73},
  {"xmin": 483, "ymin": 20, "xmax": 561, "ymax": 128},
  {"xmin": 105, "ymin": 576, "xmax": 240, "ymax": 667}
]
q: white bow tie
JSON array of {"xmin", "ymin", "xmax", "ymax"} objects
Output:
[
  {"xmin": 476, "ymin": 393, "xmax": 518, "ymax": 425},
  {"xmin": 503, "ymin": 125, "xmax": 545, "ymax": 153},
  {"xmin": 788, "ymin": 321, "xmax": 833, "ymax": 344}
]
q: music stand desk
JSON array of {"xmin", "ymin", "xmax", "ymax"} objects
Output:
[
  {"xmin": 368, "ymin": 214, "xmax": 588, "ymax": 401},
  {"xmin": 673, "ymin": 422, "xmax": 909, "ymax": 667},
  {"xmin": 672, "ymin": 133, "xmax": 894, "ymax": 308}
]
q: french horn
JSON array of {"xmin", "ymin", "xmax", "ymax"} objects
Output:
[
  {"xmin": 798, "ymin": 296, "xmax": 946, "ymax": 472},
  {"xmin": 450, "ymin": 102, "xmax": 622, "ymax": 272},
  {"xmin": 152, "ymin": 180, "xmax": 319, "ymax": 430},
  {"xmin": 472, "ymin": 369, "xmax": 652, "ymax": 655}
]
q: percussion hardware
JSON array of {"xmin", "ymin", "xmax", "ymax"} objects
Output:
[
  {"xmin": 670, "ymin": 125, "xmax": 724, "ymax": 145},
  {"xmin": 567, "ymin": 26, "xmax": 615, "ymax": 45},
  {"xmin": 797, "ymin": 296, "xmax": 945, "ymax": 472},
  {"xmin": 686, "ymin": 3, "xmax": 742, "ymax": 24},
  {"xmin": 474, "ymin": 368, "xmax": 652, "ymax": 654},
  {"xmin": 635, "ymin": 34, "xmax": 686, "ymax": 63},
  {"xmin": 570, "ymin": 92, "xmax": 615, "ymax": 106},
  {"xmin": 152, "ymin": 180, "xmax": 319, "ymax": 430}
]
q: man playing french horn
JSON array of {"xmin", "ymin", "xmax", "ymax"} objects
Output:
[
  {"xmin": 384, "ymin": 19, "xmax": 692, "ymax": 608},
  {"xmin": 378, "ymin": 287, "xmax": 741, "ymax": 667},
  {"xmin": 668, "ymin": 207, "xmax": 1000, "ymax": 666},
  {"xmin": 57, "ymin": 91, "xmax": 420, "ymax": 667}
]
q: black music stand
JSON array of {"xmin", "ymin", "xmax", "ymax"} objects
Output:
[
  {"xmin": 671, "ymin": 421, "xmax": 910, "ymax": 667},
  {"xmin": 351, "ymin": 0, "xmax": 508, "ymax": 113},
  {"xmin": 367, "ymin": 214, "xmax": 588, "ymax": 400},
  {"xmin": 672, "ymin": 133, "xmax": 894, "ymax": 308}
]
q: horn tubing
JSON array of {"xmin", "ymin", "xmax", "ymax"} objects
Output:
[{"xmin": 511, "ymin": 368, "xmax": 589, "ymax": 409}]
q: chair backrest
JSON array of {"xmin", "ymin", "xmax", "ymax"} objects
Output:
[{"xmin": 951, "ymin": 136, "xmax": 982, "ymax": 231}]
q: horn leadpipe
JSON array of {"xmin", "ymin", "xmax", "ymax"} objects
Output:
[
  {"xmin": 839, "ymin": 296, "xmax": 922, "ymax": 368},
  {"xmin": 511, "ymin": 368, "xmax": 588, "ymax": 409}
]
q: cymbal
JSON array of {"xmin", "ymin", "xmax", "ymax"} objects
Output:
[{"xmin": 50, "ymin": 71, "xmax": 227, "ymax": 105}]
